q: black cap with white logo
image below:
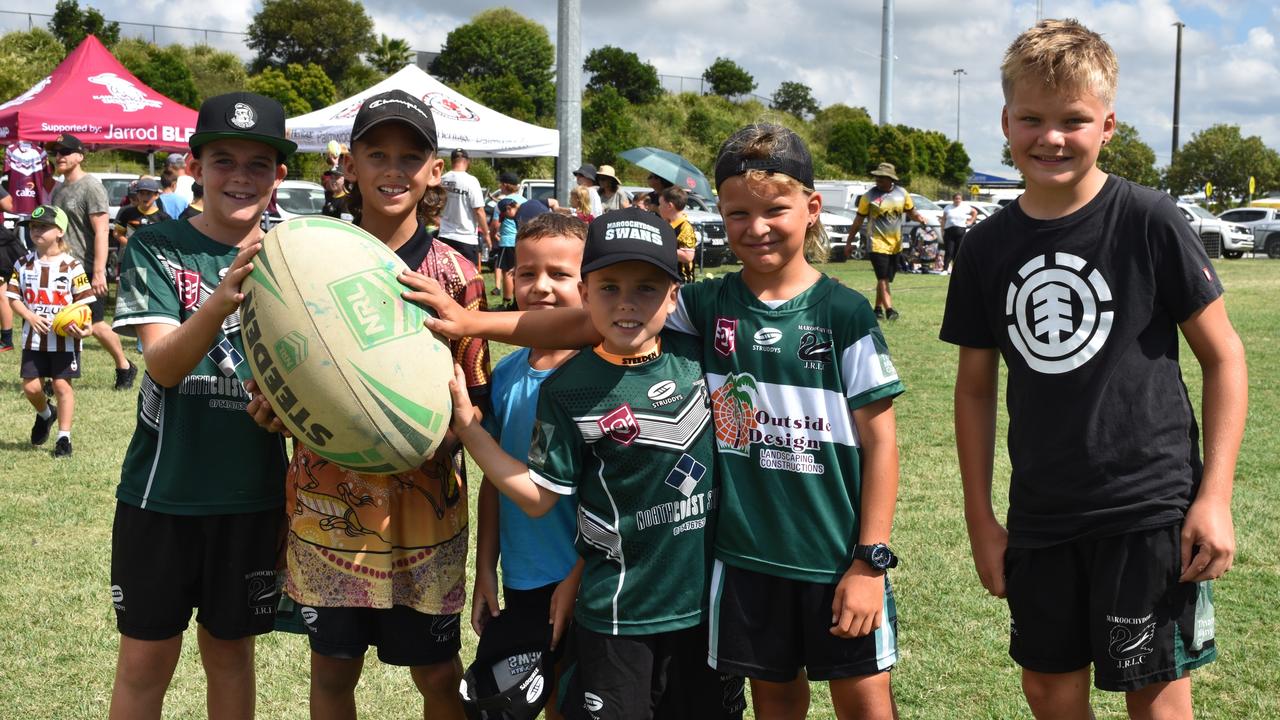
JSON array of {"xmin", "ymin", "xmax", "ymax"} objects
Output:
[
  {"xmin": 189, "ymin": 92, "xmax": 297, "ymax": 157},
  {"xmin": 582, "ymin": 206, "xmax": 680, "ymax": 283},
  {"xmin": 351, "ymin": 90, "xmax": 438, "ymax": 150},
  {"xmin": 458, "ymin": 606, "xmax": 555, "ymax": 720}
]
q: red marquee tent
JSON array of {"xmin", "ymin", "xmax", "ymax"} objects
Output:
[{"xmin": 0, "ymin": 35, "xmax": 197, "ymax": 151}]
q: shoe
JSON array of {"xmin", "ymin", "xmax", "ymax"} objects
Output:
[
  {"xmin": 114, "ymin": 361, "xmax": 138, "ymax": 390},
  {"xmin": 30, "ymin": 406, "xmax": 57, "ymax": 446},
  {"xmin": 43, "ymin": 379, "xmax": 53, "ymax": 397},
  {"xmin": 874, "ymin": 307, "xmax": 884, "ymax": 319},
  {"xmin": 53, "ymin": 437, "xmax": 72, "ymax": 458},
  {"xmin": 886, "ymin": 308, "xmax": 900, "ymax": 321},
  {"xmin": 0, "ymin": 341, "xmax": 12, "ymax": 353}
]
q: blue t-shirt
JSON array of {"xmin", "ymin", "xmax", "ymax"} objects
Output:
[
  {"xmin": 484, "ymin": 347, "xmax": 579, "ymax": 589},
  {"xmin": 157, "ymin": 193, "xmax": 188, "ymax": 220},
  {"xmin": 490, "ymin": 193, "xmax": 525, "ymax": 247}
]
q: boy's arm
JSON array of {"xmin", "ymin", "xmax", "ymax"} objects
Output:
[
  {"xmin": 1177, "ymin": 297, "xmax": 1246, "ymax": 582},
  {"xmin": 549, "ymin": 556, "xmax": 584, "ymax": 650},
  {"xmin": 955, "ymin": 346, "xmax": 1005, "ymax": 597},
  {"xmin": 831, "ymin": 397, "xmax": 898, "ymax": 638},
  {"xmin": 471, "ymin": 479, "xmax": 501, "ymax": 635},
  {"xmin": 9, "ymin": 297, "xmax": 50, "ymax": 335},
  {"xmin": 138, "ymin": 242, "xmax": 260, "ymax": 387},
  {"xmin": 400, "ymin": 269, "xmax": 599, "ymax": 347}
]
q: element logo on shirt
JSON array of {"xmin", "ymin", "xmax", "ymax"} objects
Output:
[
  {"xmin": 714, "ymin": 317, "xmax": 737, "ymax": 357},
  {"xmin": 1005, "ymin": 252, "xmax": 1114, "ymax": 375},
  {"xmin": 597, "ymin": 403, "xmax": 640, "ymax": 445}
]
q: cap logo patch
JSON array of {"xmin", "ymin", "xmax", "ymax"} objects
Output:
[
  {"xmin": 604, "ymin": 220, "xmax": 662, "ymax": 246},
  {"xmin": 229, "ymin": 103, "xmax": 257, "ymax": 130}
]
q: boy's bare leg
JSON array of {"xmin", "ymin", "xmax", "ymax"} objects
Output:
[
  {"xmin": 109, "ymin": 635, "xmax": 183, "ymax": 720},
  {"xmin": 92, "ymin": 320, "xmax": 130, "ymax": 369},
  {"xmin": 198, "ymin": 626, "xmax": 256, "ymax": 720},
  {"xmin": 310, "ymin": 653, "xmax": 363, "ymax": 720},
  {"xmin": 1125, "ymin": 676, "xmax": 1192, "ymax": 720},
  {"xmin": 750, "ymin": 675, "xmax": 810, "ymax": 720},
  {"xmin": 410, "ymin": 656, "xmax": 465, "ymax": 720},
  {"xmin": 1022, "ymin": 668, "xmax": 1094, "ymax": 720},
  {"xmin": 22, "ymin": 377, "xmax": 47, "ymax": 411},
  {"xmin": 51, "ymin": 379, "xmax": 74, "ymax": 431},
  {"xmin": 830, "ymin": 672, "xmax": 897, "ymax": 720},
  {"xmin": 876, "ymin": 280, "xmax": 892, "ymax": 311}
]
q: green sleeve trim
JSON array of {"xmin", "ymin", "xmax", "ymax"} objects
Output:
[{"xmin": 847, "ymin": 381, "xmax": 905, "ymax": 411}]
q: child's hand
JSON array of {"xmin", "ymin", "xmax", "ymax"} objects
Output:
[
  {"xmin": 64, "ymin": 321, "xmax": 91, "ymax": 339},
  {"xmin": 27, "ymin": 315, "xmax": 51, "ymax": 336},
  {"xmin": 548, "ymin": 572, "xmax": 580, "ymax": 650},
  {"xmin": 448, "ymin": 364, "xmax": 480, "ymax": 434},
  {"xmin": 399, "ymin": 270, "xmax": 470, "ymax": 340},
  {"xmin": 471, "ymin": 566, "xmax": 500, "ymax": 636},
  {"xmin": 243, "ymin": 379, "xmax": 292, "ymax": 436},
  {"xmin": 207, "ymin": 242, "xmax": 260, "ymax": 319},
  {"xmin": 1179, "ymin": 497, "xmax": 1235, "ymax": 582},
  {"xmin": 831, "ymin": 564, "xmax": 885, "ymax": 638},
  {"xmin": 967, "ymin": 517, "xmax": 1009, "ymax": 598}
]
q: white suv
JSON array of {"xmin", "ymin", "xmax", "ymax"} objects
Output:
[{"xmin": 1176, "ymin": 202, "xmax": 1253, "ymax": 259}]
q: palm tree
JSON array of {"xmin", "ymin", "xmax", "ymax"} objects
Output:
[{"xmin": 366, "ymin": 34, "xmax": 414, "ymax": 75}]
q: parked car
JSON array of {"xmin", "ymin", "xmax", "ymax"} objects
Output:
[
  {"xmin": 264, "ymin": 180, "xmax": 326, "ymax": 229},
  {"xmin": 820, "ymin": 207, "xmax": 861, "ymax": 261},
  {"xmin": 815, "ymin": 180, "xmax": 873, "ymax": 211},
  {"xmin": 91, "ymin": 172, "xmax": 141, "ymax": 222},
  {"xmin": 521, "ymin": 178, "xmax": 556, "ymax": 204},
  {"xmin": 1217, "ymin": 206, "xmax": 1280, "ymax": 232},
  {"xmin": 910, "ymin": 194, "xmax": 944, "ymax": 227},
  {"xmin": 1176, "ymin": 202, "xmax": 1253, "ymax": 259},
  {"xmin": 686, "ymin": 209, "xmax": 729, "ymax": 267},
  {"xmin": 1251, "ymin": 219, "xmax": 1280, "ymax": 258}
]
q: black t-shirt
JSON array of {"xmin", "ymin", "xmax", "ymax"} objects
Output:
[
  {"xmin": 939, "ymin": 176, "xmax": 1223, "ymax": 548},
  {"xmin": 322, "ymin": 192, "xmax": 350, "ymax": 219},
  {"xmin": 116, "ymin": 205, "xmax": 172, "ymax": 234},
  {"xmin": 389, "ymin": 222, "xmax": 435, "ymax": 270},
  {"xmin": 179, "ymin": 205, "xmax": 202, "ymax": 220}
]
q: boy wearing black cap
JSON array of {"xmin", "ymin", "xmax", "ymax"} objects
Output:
[
  {"xmin": 320, "ymin": 167, "xmax": 350, "ymax": 220},
  {"xmin": 113, "ymin": 177, "xmax": 172, "ymax": 249},
  {"xmin": 449, "ymin": 207, "xmax": 745, "ymax": 720},
  {"xmin": 489, "ymin": 171, "xmax": 525, "ymax": 308},
  {"xmin": 107, "ymin": 92, "xmax": 294, "ymax": 719}
]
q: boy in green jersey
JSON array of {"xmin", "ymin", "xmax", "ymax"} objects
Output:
[
  {"xmin": 108, "ymin": 92, "xmax": 294, "ymax": 719},
  {"xmin": 449, "ymin": 207, "xmax": 744, "ymax": 720}
]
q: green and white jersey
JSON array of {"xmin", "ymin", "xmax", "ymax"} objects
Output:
[
  {"xmin": 113, "ymin": 219, "xmax": 287, "ymax": 515},
  {"xmin": 669, "ymin": 273, "xmax": 904, "ymax": 583},
  {"xmin": 529, "ymin": 331, "xmax": 716, "ymax": 636}
]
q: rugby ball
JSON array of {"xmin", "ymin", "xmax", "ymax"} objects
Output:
[
  {"xmin": 52, "ymin": 303, "xmax": 91, "ymax": 337},
  {"xmin": 241, "ymin": 216, "xmax": 453, "ymax": 474}
]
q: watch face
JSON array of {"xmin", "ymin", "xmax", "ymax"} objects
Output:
[{"xmin": 870, "ymin": 545, "xmax": 891, "ymax": 569}]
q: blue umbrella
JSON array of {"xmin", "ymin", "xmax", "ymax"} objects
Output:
[{"xmin": 618, "ymin": 147, "xmax": 714, "ymax": 201}]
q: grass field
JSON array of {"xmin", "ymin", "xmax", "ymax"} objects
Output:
[{"xmin": 0, "ymin": 259, "xmax": 1274, "ymax": 718}]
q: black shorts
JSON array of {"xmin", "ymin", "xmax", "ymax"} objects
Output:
[
  {"xmin": 1005, "ymin": 524, "xmax": 1217, "ymax": 692},
  {"xmin": 493, "ymin": 246, "xmax": 516, "ymax": 271},
  {"xmin": 110, "ymin": 501, "xmax": 285, "ymax": 641},
  {"xmin": 869, "ymin": 252, "xmax": 897, "ymax": 282},
  {"xmin": 20, "ymin": 349, "xmax": 81, "ymax": 379},
  {"xmin": 564, "ymin": 624, "xmax": 744, "ymax": 720},
  {"xmin": 438, "ymin": 236, "xmax": 481, "ymax": 270},
  {"xmin": 296, "ymin": 603, "xmax": 461, "ymax": 667},
  {"xmin": 707, "ymin": 560, "xmax": 897, "ymax": 682}
]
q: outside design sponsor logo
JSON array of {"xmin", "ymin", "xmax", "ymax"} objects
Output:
[
  {"xmin": 1006, "ymin": 252, "xmax": 1114, "ymax": 375},
  {"xmin": 1106, "ymin": 612, "xmax": 1156, "ymax": 670},
  {"xmin": 597, "ymin": 403, "xmax": 640, "ymax": 446},
  {"xmin": 711, "ymin": 373, "xmax": 833, "ymax": 472},
  {"xmin": 714, "ymin": 317, "xmax": 737, "ymax": 357},
  {"xmin": 752, "ymin": 327, "xmax": 782, "ymax": 353}
]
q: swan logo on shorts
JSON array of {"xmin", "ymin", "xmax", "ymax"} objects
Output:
[
  {"xmin": 1005, "ymin": 252, "xmax": 1114, "ymax": 375},
  {"xmin": 583, "ymin": 691, "xmax": 605, "ymax": 713},
  {"xmin": 1107, "ymin": 620, "xmax": 1156, "ymax": 669},
  {"xmin": 300, "ymin": 606, "xmax": 319, "ymax": 627},
  {"xmin": 430, "ymin": 614, "xmax": 460, "ymax": 642}
]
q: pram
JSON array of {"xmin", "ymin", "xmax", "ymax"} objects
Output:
[{"xmin": 899, "ymin": 224, "xmax": 945, "ymax": 274}]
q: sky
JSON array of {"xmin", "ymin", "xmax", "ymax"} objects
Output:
[{"xmin": 4, "ymin": 0, "xmax": 1278, "ymax": 176}]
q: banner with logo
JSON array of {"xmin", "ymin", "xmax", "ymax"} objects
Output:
[
  {"xmin": 286, "ymin": 65, "xmax": 559, "ymax": 157},
  {"xmin": 0, "ymin": 35, "xmax": 197, "ymax": 150}
]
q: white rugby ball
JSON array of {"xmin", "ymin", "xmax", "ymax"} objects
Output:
[{"xmin": 241, "ymin": 216, "xmax": 453, "ymax": 474}]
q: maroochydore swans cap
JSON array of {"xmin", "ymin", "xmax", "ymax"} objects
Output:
[
  {"xmin": 190, "ymin": 92, "xmax": 297, "ymax": 157},
  {"xmin": 581, "ymin": 206, "xmax": 680, "ymax": 283}
]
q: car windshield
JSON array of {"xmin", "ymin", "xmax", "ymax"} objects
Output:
[
  {"xmin": 822, "ymin": 207, "xmax": 858, "ymax": 220},
  {"xmin": 102, "ymin": 179, "xmax": 132, "ymax": 206},
  {"xmin": 911, "ymin": 195, "xmax": 941, "ymax": 211},
  {"xmin": 1184, "ymin": 205, "xmax": 1215, "ymax": 219},
  {"xmin": 276, "ymin": 186, "xmax": 325, "ymax": 215}
]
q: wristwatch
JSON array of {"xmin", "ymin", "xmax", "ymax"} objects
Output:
[{"xmin": 853, "ymin": 543, "xmax": 899, "ymax": 570}]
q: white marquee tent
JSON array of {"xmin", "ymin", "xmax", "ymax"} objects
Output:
[{"xmin": 286, "ymin": 65, "xmax": 559, "ymax": 157}]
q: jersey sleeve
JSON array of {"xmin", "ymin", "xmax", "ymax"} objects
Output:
[
  {"xmin": 69, "ymin": 262, "xmax": 94, "ymax": 304},
  {"xmin": 527, "ymin": 383, "xmax": 583, "ymax": 496},
  {"xmin": 446, "ymin": 249, "xmax": 492, "ymax": 396},
  {"xmin": 5, "ymin": 260, "xmax": 20, "ymax": 301},
  {"xmin": 87, "ymin": 179, "xmax": 109, "ymax": 215},
  {"xmin": 903, "ymin": 192, "xmax": 915, "ymax": 212},
  {"xmin": 113, "ymin": 232, "xmax": 182, "ymax": 336},
  {"xmin": 856, "ymin": 193, "xmax": 871, "ymax": 217},
  {"xmin": 669, "ymin": 275, "xmax": 721, "ymax": 336},
  {"xmin": 1150, "ymin": 197, "xmax": 1224, "ymax": 322},
  {"xmin": 467, "ymin": 177, "xmax": 485, "ymax": 210},
  {"xmin": 939, "ymin": 229, "xmax": 998, "ymax": 348},
  {"xmin": 839, "ymin": 296, "xmax": 905, "ymax": 410}
]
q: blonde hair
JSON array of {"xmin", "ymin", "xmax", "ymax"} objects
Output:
[
  {"xmin": 1001, "ymin": 18, "xmax": 1118, "ymax": 107},
  {"xmin": 716, "ymin": 123, "xmax": 827, "ymax": 264},
  {"xmin": 569, "ymin": 185, "xmax": 591, "ymax": 215}
]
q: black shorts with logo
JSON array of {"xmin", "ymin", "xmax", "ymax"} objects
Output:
[
  {"xmin": 110, "ymin": 501, "xmax": 285, "ymax": 641},
  {"xmin": 20, "ymin": 349, "xmax": 80, "ymax": 379},
  {"xmin": 493, "ymin": 246, "xmax": 516, "ymax": 272},
  {"xmin": 296, "ymin": 603, "xmax": 462, "ymax": 667},
  {"xmin": 1005, "ymin": 524, "xmax": 1217, "ymax": 692},
  {"xmin": 563, "ymin": 623, "xmax": 744, "ymax": 720},
  {"xmin": 869, "ymin": 252, "xmax": 898, "ymax": 282},
  {"xmin": 708, "ymin": 560, "xmax": 898, "ymax": 682}
]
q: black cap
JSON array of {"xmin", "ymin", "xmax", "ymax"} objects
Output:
[
  {"xmin": 582, "ymin": 206, "xmax": 680, "ymax": 282},
  {"xmin": 459, "ymin": 607, "xmax": 555, "ymax": 720},
  {"xmin": 450, "ymin": 148, "xmax": 469, "ymax": 161},
  {"xmin": 352, "ymin": 90, "xmax": 437, "ymax": 150},
  {"xmin": 498, "ymin": 171, "xmax": 520, "ymax": 186},
  {"xmin": 516, "ymin": 199, "xmax": 549, "ymax": 227},
  {"xmin": 572, "ymin": 163, "xmax": 597, "ymax": 182},
  {"xmin": 47, "ymin": 133, "xmax": 85, "ymax": 153},
  {"xmin": 136, "ymin": 177, "xmax": 161, "ymax": 192},
  {"xmin": 190, "ymin": 92, "xmax": 297, "ymax": 157},
  {"xmin": 714, "ymin": 124, "xmax": 814, "ymax": 190},
  {"xmin": 496, "ymin": 197, "xmax": 519, "ymax": 213}
]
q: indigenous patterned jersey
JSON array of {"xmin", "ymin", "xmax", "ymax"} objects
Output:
[
  {"xmin": 4, "ymin": 141, "xmax": 51, "ymax": 216},
  {"xmin": 113, "ymin": 219, "xmax": 287, "ymax": 515},
  {"xmin": 283, "ymin": 225, "xmax": 491, "ymax": 615},
  {"xmin": 7, "ymin": 251, "xmax": 94, "ymax": 352},
  {"xmin": 529, "ymin": 331, "xmax": 716, "ymax": 636},
  {"xmin": 857, "ymin": 185, "xmax": 914, "ymax": 255},
  {"xmin": 669, "ymin": 273, "xmax": 905, "ymax": 583}
]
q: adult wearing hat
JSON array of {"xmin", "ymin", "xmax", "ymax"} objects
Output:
[
  {"xmin": 572, "ymin": 163, "xmax": 603, "ymax": 217},
  {"xmin": 47, "ymin": 133, "xmax": 136, "ymax": 388},
  {"xmin": 594, "ymin": 165, "xmax": 631, "ymax": 214},
  {"xmin": 848, "ymin": 162, "xmax": 929, "ymax": 321}
]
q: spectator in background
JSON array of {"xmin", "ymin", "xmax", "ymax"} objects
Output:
[
  {"xmin": 567, "ymin": 185, "xmax": 594, "ymax": 223},
  {"xmin": 156, "ymin": 169, "xmax": 189, "ymax": 220},
  {"xmin": 114, "ymin": 178, "xmax": 172, "ymax": 249},
  {"xmin": 179, "ymin": 183, "xmax": 203, "ymax": 220},
  {"xmin": 595, "ymin": 165, "xmax": 630, "ymax": 214},
  {"xmin": 940, "ymin": 193, "xmax": 977, "ymax": 274},
  {"xmin": 489, "ymin": 172, "xmax": 525, "ymax": 307},
  {"xmin": 438, "ymin": 148, "xmax": 490, "ymax": 269},
  {"xmin": 632, "ymin": 190, "xmax": 652, "ymax": 212},
  {"xmin": 166, "ymin": 153, "xmax": 195, "ymax": 204},
  {"xmin": 645, "ymin": 172, "xmax": 674, "ymax": 211},
  {"xmin": 0, "ymin": 185, "xmax": 18, "ymax": 350},
  {"xmin": 572, "ymin": 163, "xmax": 603, "ymax": 217},
  {"xmin": 320, "ymin": 169, "xmax": 350, "ymax": 220}
]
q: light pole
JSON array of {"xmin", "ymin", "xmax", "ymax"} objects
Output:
[
  {"xmin": 1172, "ymin": 21, "xmax": 1184, "ymax": 162},
  {"xmin": 953, "ymin": 68, "xmax": 967, "ymax": 142}
]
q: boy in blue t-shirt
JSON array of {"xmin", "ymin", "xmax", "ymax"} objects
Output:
[
  {"xmin": 488, "ymin": 172, "xmax": 524, "ymax": 309},
  {"xmin": 473, "ymin": 212, "xmax": 586, "ymax": 718}
]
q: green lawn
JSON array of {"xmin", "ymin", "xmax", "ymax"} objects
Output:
[{"xmin": 0, "ymin": 259, "xmax": 1274, "ymax": 718}]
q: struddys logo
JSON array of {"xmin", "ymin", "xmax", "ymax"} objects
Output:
[
  {"xmin": 598, "ymin": 403, "xmax": 640, "ymax": 446},
  {"xmin": 714, "ymin": 317, "xmax": 737, "ymax": 357},
  {"xmin": 423, "ymin": 92, "xmax": 479, "ymax": 122},
  {"xmin": 88, "ymin": 73, "xmax": 161, "ymax": 113},
  {"xmin": 1006, "ymin": 252, "xmax": 1114, "ymax": 375}
]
